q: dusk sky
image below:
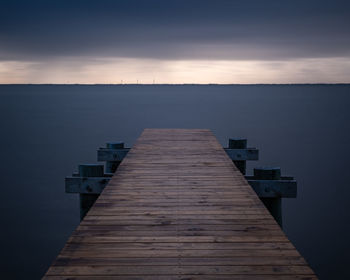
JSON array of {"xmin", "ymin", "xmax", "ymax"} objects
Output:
[{"xmin": 1, "ymin": 0, "xmax": 350, "ymax": 84}]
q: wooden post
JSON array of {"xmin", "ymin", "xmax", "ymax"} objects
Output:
[
  {"xmin": 254, "ymin": 167, "xmax": 283, "ymax": 227},
  {"xmin": 105, "ymin": 142, "xmax": 124, "ymax": 173},
  {"xmin": 229, "ymin": 138, "xmax": 247, "ymax": 174},
  {"xmin": 78, "ymin": 164, "xmax": 104, "ymax": 220}
]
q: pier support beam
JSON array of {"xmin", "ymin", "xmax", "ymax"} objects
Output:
[
  {"xmin": 228, "ymin": 138, "xmax": 248, "ymax": 174},
  {"xmin": 254, "ymin": 167, "xmax": 283, "ymax": 227},
  {"xmin": 78, "ymin": 164, "xmax": 104, "ymax": 220},
  {"xmin": 66, "ymin": 138, "xmax": 296, "ymax": 227},
  {"xmin": 105, "ymin": 142, "xmax": 124, "ymax": 173},
  {"xmin": 97, "ymin": 142, "xmax": 129, "ymax": 172}
]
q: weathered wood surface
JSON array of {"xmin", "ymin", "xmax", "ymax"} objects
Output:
[{"xmin": 44, "ymin": 129, "xmax": 316, "ymax": 279}]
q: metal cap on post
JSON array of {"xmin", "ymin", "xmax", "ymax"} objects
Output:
[
  {"xmin": 106, "ymin": 142, "xmax": 124, "ymax": 149},
  {"xmin": 254, "ymin": 167, "xmax": 283, "ymax": 227},
  {"xmin": 228, "ymin": 138, "xmax": 247, "ymax": 174},
  {"xmin": 79, "ymin": 164, "xmax": 104, "ymax": 221},
  {"xmin": 105, "ymin": 142, "xmax": 125, "ymax": 173}
]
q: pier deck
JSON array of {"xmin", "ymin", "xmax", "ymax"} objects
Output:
[{"xmin": 44, "ymin": 129, "xmax": 316, "ymax": 279}]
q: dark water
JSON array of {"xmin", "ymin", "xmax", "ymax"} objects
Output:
[{"xmin": 0, "ymin": 84, "xmax": 349, "ymax": 279}]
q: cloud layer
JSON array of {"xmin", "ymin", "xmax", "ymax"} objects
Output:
[{"xmin": 1, "ymin": 0, "xmax": 350, "ymax": 83}]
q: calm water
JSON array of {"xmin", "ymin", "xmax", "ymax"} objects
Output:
[{"xmin": 0, "ymin": 84, "xmax": 349, "ymax": 279}]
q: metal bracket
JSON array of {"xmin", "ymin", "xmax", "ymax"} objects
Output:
[
  {"xmin": 97, "ymin": 148, "xmax": 130, "ymax": 161},
  {"xmin": 246, "ymin": 178, "xmax": 297, "ymax": 198},
  {"xmin": 224, "ymin": 148, "xmax": 259, "ymax": 161},
  {"xmin": 65, "ymin": 177, "xmax": 110, "ymax": 194}
]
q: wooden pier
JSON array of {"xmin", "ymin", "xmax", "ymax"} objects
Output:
[{"xmin": 44, "ymin": 129, "xmax": 316, "ymax": 279}]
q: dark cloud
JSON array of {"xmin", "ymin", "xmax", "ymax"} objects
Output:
[{"xmin": 1, "ymin": 0, "xmax": 350, "ymax": 60}]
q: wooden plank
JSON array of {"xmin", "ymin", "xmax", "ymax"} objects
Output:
[
  {"xmin": 58, "ymin": 249, "xmax": 301, "ymax": 258},
  {"xmin": 81, "ymin": 218, "xmax": 278, "ymax": 226},
  {"xmin": 46, "ymin": 265, "xmax": 314, "ymax": 275},
  {"xmin": 67, "ymin": 235, "xmax": 290, "ymax": 243},
  {"xmin": 43, "ymin": 129, "xmax": 316, "ymax": 278},
  {"xmin": 62, "ymin": 242, "xmax": 295, "ymax": 250},
  {"xmin": 45, "ymin": 276, "xmax": 317, "ymax": 280},
  {"xmin": 53, "ymin": 256, "xmax": 307, "ymax": 266}
]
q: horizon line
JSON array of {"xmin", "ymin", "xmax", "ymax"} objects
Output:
[{"xmin": 1, "ymin": 83, "xmax": 350, "ymax": 86}]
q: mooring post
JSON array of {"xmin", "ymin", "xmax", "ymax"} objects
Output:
[
  {"xmin": 229, "ymin": 138, "xmax": 247, "ymax": 174},
  {"xmin": 105, "ymin": 142, "xmax": 125, "ymax": 173},
  {"xmin": 254, "ymin": 167, "xmax": 283, "ymax": 227},
  {"xmin": 78, "ymin": 164, "xmax": 104, "ymax": 220}
]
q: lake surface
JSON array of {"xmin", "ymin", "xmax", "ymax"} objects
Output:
[{"xmin": 0, "ymin": 84, "xmax": 349, "ymax": 279}]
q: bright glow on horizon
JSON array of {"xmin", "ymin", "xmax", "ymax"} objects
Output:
[{"xmin": 1, "ymin": 57, "xmax": 350, "ymax": 84}]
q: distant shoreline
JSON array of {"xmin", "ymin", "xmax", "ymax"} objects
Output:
[{"xmin": 1, "ymin": 83, "xmax": 349, "ymax": 86}]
